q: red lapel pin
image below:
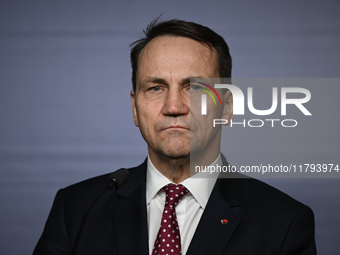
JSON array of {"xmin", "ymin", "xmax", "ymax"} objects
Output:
[{"xmin": 221, "ymin": 219, "xmax": 228, "ymax": 224}]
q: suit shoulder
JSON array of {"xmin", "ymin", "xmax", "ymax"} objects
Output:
[
  {"xmin": 61, "ymin": 161, "xmax": 146, "ymax": 197},
  {"xmin": 62, "ymin": 172, "xmax": 110, "ymax": 197},
  {"xmin": 243, "ymin": 178, "xmax": 310, "ymax": 213}
]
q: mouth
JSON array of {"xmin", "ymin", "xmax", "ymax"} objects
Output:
[{"xmin": 162, "ymin": 125, "xmax": 190, "ymax": 131}]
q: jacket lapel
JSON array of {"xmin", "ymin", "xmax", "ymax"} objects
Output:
[
  {"xmin": 186, "ymin": 159, "xmax": 244, "ymax": 255},
  {"xmin": 110, "ymin": 161, "xmax": 149, "ymax": 255}
]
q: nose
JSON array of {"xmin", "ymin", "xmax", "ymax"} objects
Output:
[{"xmin": 162, "ymin": 87, "xmax": 189, "ymax": 116}]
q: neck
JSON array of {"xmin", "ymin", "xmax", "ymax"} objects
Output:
[{"xmin": 148, "ymin": 149, "xmax": 190, "ymax": 184}]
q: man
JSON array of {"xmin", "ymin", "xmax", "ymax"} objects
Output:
[{"xmin": 33, "ymin": 19, "xmax": 316, "ymax": 255}]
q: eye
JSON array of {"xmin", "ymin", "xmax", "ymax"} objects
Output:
[
  {"xmin": 190, "ymin": 85, "xmax": 202, "ymax": 91},
  {"xmin": 151, "ymin": 86, "xmax": 161, "ymax": 92}
]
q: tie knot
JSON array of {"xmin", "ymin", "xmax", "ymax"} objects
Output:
[{"xmin": 163, "ymin": 184, "xmax": 188, "ymax": 209}]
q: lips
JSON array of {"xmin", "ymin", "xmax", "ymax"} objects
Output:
[
  {"xmin": 156, "ymin": 118, "xmax": 190, "ymax": 131},
  {"xmin": 165, "ymin": 125, "xmax": 189, "ymax": 130}
]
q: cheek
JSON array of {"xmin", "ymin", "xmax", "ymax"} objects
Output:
[
  {"xmin": 136, "ymin": 103, "xmax": 158, "ymax": 132},
  {"xmin": 190, "ymin": 106, "xmax": 222, "ymax": 146}
]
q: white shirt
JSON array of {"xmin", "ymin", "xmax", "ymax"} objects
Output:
[{"xmin": 146, "ymin": 155, "xmax": 221, "ymax": 255}]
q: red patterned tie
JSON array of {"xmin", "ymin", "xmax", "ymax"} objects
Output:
[{"xmin": 152, "ymin": 184, "xmax": 188, "ymax": 255}]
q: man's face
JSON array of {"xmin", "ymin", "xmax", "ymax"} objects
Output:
[{"xmin": 131, "ymin": 36, "xmax": 227, "ymax": 161}]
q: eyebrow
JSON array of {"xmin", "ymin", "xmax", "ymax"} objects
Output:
[
  {"xmin": 145, "ymin": 77, "xmax": 167, "ymax": 85},
  {"xmin": 142, "ymin": 76, "xmax": 203, "ymax": 85}
]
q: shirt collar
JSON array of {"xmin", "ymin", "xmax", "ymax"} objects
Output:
[
  {"xmin": 146, "ymin": 157, "xmax": 172, "ymax": 205},
  {"xmin": 146, "ymin": 154, "xmax": 221, "ymax": 209}
]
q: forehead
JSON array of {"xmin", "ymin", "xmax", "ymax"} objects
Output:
[{"xmin": 137, "ymin": 36, "xmax": 218, "ymax": 84}]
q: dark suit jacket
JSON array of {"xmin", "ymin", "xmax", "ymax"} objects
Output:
[{"xmin": 33, "ymin": 159, "xmax": 316, "ymax": 255}]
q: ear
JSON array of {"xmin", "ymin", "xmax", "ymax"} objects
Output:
[
  {"xmin": 222, "ymin": 89, "xmax": 234, "ymax": 126},
  {"xmin": 130, "ymin": 90, "xmax": 139, "ymax": 127}
]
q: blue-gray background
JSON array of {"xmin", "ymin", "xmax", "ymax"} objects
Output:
[{"xmin": 0, "ymin": 1, "xmax": 339, "ymax": 254}]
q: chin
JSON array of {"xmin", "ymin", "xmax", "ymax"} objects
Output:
[
  {"xmin": 149, "ymin": 136, "xmax": 190, "ymax": 159},
  {"xmin": 165, "ymin": 151, "xmax": 190, "ymax": 159},
  {"xmin": 161, "ymin": 144, "xmax": 190, "ymax": 159}
]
